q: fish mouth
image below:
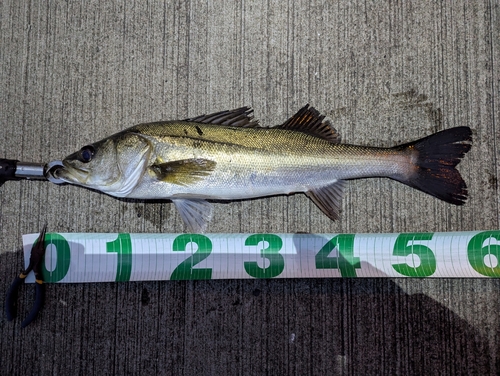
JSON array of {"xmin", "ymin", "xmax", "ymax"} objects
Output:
[{"xmin": 53, "ymin": 162, "xmax": 90, "ymax": 185}]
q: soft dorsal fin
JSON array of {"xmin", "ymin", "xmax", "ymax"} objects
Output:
[
  {"xmin": 186, "ymin": 107, "xmax": 259, "ymax": 127},
  {"xmin": 278, "ymin": 105, "xmax": 341, "ymax": 143}
]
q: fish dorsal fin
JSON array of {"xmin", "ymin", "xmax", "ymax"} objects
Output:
[
  {"xmin": 186, "ymin": 107, "xmax": 259, "ymax": 128},
  {"xmin": 149, "ymin": 158, "xmax": 217, "ymax": 186},
  {"xmin": 278, "ymin": 105, "xmax": 341, "ymax": 143},
  {"xmin": 306, "ymin": 180, "xmax": 345, "ymax": 220}
]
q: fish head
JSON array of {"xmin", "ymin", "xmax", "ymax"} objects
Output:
[{"xmin": 56, "ymin": 132, "xmax": 152, "ymax": 197}]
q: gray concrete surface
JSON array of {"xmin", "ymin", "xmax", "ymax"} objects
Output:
[{"xmin": 1, "ymin": 1, "xmax": 499, "ymax": 375}]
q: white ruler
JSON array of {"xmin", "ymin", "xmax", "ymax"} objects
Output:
[{"xmin": 22, "ymin": 231, "xmax": 500, "ymax": 283}]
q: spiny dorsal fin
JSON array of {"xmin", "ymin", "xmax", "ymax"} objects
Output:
[
  {"xmin": 149, "ymin": 158, "xmax": 217, "ymax": 186},
  {"xmin": 306, "ymin": 180, "xmax": 345, "ymax": 220},
  {"xmin": 278, "ymin": 104, "xmax": 341, "ymax": 143},
  {"xmin": 186, "ymin": 107, "xmax": 259, "ymax": 128}
]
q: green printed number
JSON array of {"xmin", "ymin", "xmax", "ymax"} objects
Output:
[
  {"xmin": 41, "ymin": 233, "xmax": 71, "ymax": 283},
  {"xmin": 106, "ymin": 233, "xmax": 132, "ymax": 282},
  {"xmin": 315, "ymin": 234, "xmax": 360, "ymax": 277},
  {"xmin": 170, "ymin": 234, "xmax": 212, "ymax": 280},
  {"xmin": 392, "ymin": 233, "xmax": 436, "ymax": 277},
  {"xmin": 467, "ymin": 231, "xmax": 500, "ymax": 277},
  {"xmin": 244, "ymin": 234, "xmax": 284, "ymax": 278}
]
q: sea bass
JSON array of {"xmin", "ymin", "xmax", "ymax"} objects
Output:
[{"xmin": 56, "ymin": 105, "xmax": 472, "ymax": 232}]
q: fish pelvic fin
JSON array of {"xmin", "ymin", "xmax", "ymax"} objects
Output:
[
  {"xmin": 172, "ymin": 198, "xmax": 213, "ymax": 233},
  {"xmin": 306, "ymin": 180, "xmax": 345, "ymax": 220},
  {"xmin": 278, "ymin": 105, "xmax": 341, "ymax": 143},
  {"xmin": 393, "ymin": 126, "xmax": 472, "ymax": 205},
  {"xmin": 149, "ymin": 158, "xmax": 217, "ymax": 186}
]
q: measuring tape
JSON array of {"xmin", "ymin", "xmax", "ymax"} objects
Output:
[{"xmin": 22, "ymin": 231, "xmax": 500, "ymax": 283}]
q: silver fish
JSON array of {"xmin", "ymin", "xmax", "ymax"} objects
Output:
[{"xmin": 56, "ymin": 105, "xmax": 472, "ymax": 231}]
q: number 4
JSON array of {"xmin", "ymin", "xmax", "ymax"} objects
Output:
[{"xmin": 315, "ymin": 234, "xmax": 360, "ymax": 277}]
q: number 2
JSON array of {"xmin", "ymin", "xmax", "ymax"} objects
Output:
[{"xmin": 170, "ymin": 234, "xmax": 213, "ymax": 280}]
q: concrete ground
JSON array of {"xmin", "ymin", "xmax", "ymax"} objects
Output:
[{"xmin": 1, "ymin": 1, "xmax": 499, "ymax": 375}]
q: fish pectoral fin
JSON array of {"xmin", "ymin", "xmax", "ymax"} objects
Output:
[
  {"xmin": 186, "ymin": 107, "xmax": 259, "ymax": 128},
  {"xmin": 171, "ymin": 198, "xmax": 213, "ymax": 233},
  {"xmin": 149, "ymin": 158, "xmax": 216, "ymax": 186},
  {"xmin": 306, "ymin": 180, "xmax": 345, "ymax": 220},
  {"xmin": 278, "ymin": 104, "xmax": 341, "ymax": 143}
]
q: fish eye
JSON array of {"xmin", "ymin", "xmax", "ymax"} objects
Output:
[{"xmin": 78, "ymin": 145, "xmax": 95, "ymax": 163}]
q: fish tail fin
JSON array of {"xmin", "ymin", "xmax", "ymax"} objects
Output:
[{"xmin": 393, "ymin": 126, "xmax": 472, "ymax": 205}]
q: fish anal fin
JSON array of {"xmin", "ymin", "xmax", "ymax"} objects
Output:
[
  {"xmin": 279, "ymin": 104, "xmax": 341, "ymax": 143},
  {"xmin": 171, "ymin": 198, "xmax": 213, "ymax": 233},
  {"xmin": 186, "ymin": 107, "xmax": 259, "ymax": 128},
  {"xmin": 306, "ymin": 180, "xmax": 345, "ymax": 220},
  {"xmin": 149, "ymin": 158, "xmax": 216, "ymax": 186}
]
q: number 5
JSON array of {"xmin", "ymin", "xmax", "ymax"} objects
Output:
[{"xmin": 392, "ymin": 233, "xmax": 436, "ymax": 277}]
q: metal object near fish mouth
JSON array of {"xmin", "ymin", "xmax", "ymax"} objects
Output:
[
  {"xmin": 45, "ymin": 160, "xmax": 66, "ymax": 184},
  {"xmin": 0, "ymin": 158, "xmax": 66, "ymax": 186}
]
